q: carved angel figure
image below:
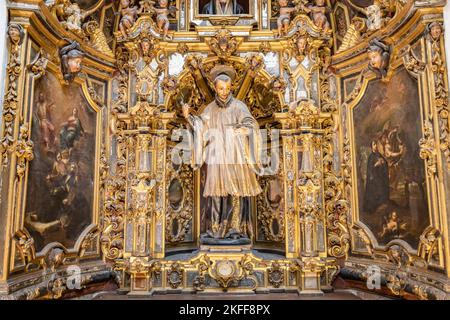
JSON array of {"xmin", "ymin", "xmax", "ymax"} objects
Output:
[
  {"xmin": 51, "ymin": 0, "xmax": 105, "ymax": 37},
  {"xmin": 345, "ymin": 0, "xmax": 396, "ymax": 32},
  {"xmin": 301, "ymin": 0, "xmax": 330, "ymax": 32},
  {"xmin": 118, "ymin": 0, "xmax": 140, "ymax": 38},
  {"xmin": 276, "ymin": 0, "xmax": 300, "ymax": 37},
  {"xmin": 367, "ymin": 39, "xmax": 390, "ymax": 78},
  {"xmin": 152, "ymin": 0, "xmax": 177, "ymax": 40}
]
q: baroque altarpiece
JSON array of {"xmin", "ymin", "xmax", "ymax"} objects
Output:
[{"xmin": 0, "ymin": 0, "xmax": 449, "ymax": 299}]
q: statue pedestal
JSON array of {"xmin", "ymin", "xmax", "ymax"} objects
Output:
[
  {"xmin": 199, "ymin": 234, "xmax": 251, "ymax": 246},
  {"xmin": 199, "ymin": 244, "xmax": 252, "ymax": 252},
  {"xmin": 298, "ymin": 269, "xmax": 324, "ymax": 295}
]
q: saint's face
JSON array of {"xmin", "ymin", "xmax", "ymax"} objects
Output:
[
  {"xmin": 219, "ymin": 0, "xmax": 229, "ymax": 4},
  {"xmin": 371, "ymin": 141, "xmax": 377, "ymax": 152},
  {"xmin": 215, "ymin": 80, "xmax": 231, "ymax": 101}
]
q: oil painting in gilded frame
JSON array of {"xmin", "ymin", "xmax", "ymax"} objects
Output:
[
  {"xmin": 24, "ymin": 71, "xmax": 99, "ymax": 252},
  {"xmin": 351, "ymin": 68, "xmax": 430, "ymax": 249}
]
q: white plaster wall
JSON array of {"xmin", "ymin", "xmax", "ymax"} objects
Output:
[{"xmin": 0, "ymin": 1, "xmax": 8, "ymax": 127}]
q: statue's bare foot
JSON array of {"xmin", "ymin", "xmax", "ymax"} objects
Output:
[
  {"xmin": 205, "ymin": 230, "xmax": 215, "ymax": 238},
  {"xmin": 225, "ymin": 230, "xmax": 241, "ymax": 240}
]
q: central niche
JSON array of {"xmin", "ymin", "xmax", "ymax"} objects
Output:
[{"xmin": 164, "ymin": 55, "xmax": 285, "ymax": 251}]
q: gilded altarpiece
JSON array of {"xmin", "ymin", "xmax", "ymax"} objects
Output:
[{"xmin": 0, "ymin": 0, "xmax": 449, "ymax": 299}]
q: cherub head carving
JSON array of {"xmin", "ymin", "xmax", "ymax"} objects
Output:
[
  {"xmin": 8, "ymin": 23, "xmax": 24, "ymax": 45},
  {"xmin": 427, "ymin": 21, "xmax": 443, "ymax": 41},
  {"xmin": 59, "ymin": 40, "xmax": 85, "ymax": 82},
  {"xmin": 367, "ymin": 39, "xmax": 390, "ymax": 79}
]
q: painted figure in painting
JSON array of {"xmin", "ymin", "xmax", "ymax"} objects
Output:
[
  {"xmin": 36, "ymin": 92, "xmax": 56, "ymax": 151},
  {"xmin": 379, "ymin": 124, "xmax": 405, "ymax": 191},
  {"xmin": 363, "ymin": 140, "xmax": 390, "ymax": 213},
  {"xmin": 59, "ymin": 108, "xmax": 85, "ymax": 151},
  {"xmin": 202, "ymin": 0, "xmax": 244, "ymax": 15},
  {"xmin": 378, "ymin": 211, "xmax": 407, "ymax": 240},
  {"xmin": 182, "ymin": 65, "xmax": 262, "ymax": 242}
]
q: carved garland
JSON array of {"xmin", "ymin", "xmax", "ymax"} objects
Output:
[
  {"xmin": 1, "ymin": 23, "xmax": 24, "ymax": 167},
  {"xmin": 429, "ymin": 23, "xmax": 450, "ymax": 166}
]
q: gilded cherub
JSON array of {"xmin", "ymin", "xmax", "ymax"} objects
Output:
[
  {"xmin": 378, "ymin": 211, "xmax": 407, "ymax": 239},
  {"xmin": 346, "ymin": 0, "xmax": 396, "ymax": 32},
  {"xmin": 367, "ymin": 39, "xmax": 390, "ymax": 79},
  {"xmin": 427, "ymin": 21, "xmax": 443, "ymax": 41},
  {"xmin": 301, "ymin": 0, "xmax": 330, "ymax": 32},
  {"xmin": 276, "ymin": 0, "xmax": 301, "ymax": 37},
  {"xmin": 152, "ymin": 0, "xmax": 177, "ymax": 40},
  {"xmin": 118, "ymin": 0, "xmax": 140, "ymax": 38},
  {"xmin": 52, "ymin": 0, "xmax": 72, "ymax": 21},
  {"xmin": 51, "ymin": 0, "xmax": 105, "ymax": 37}
]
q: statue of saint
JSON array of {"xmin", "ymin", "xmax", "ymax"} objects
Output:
[
  {"xmin": 202, "ymin": 0, "xmax": 244, "ymax": 15},
  {"xmin": 182, "ymin": 65, "xmax": 262, "ymax": 243}
]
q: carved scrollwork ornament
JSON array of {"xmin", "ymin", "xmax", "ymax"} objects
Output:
[
  {"xmin": 426, "ymin": 21, "xmax": 450, "ymax": 167},
  {"xmin": 207, "ymin": 28, "xmax": 241, "ymax": 59},
  {"xmin": 259, "ymin": 41, "xmax": 271, "ymax": 54},
  {"xmin": 268, "ymin": 262, "xmax": 284, "ymax": 288},
  {"xmin": 419, "ymin": 120, "xmax": 438, "ymax": 176},
  {"xmin": 79, "ymin": 227, "xmax": 100, "ymax": 258},
  {"xmin": 126, "ymin": 35, "xmax": 161, "ymax": 65},
  {"xmin": 27, "ymin": 49, "xmax": 48, "ymax": 78},
  {"xmin": 83, "ymin": 20, "xmax": 114, "ymax": 57},
  {"xmin": 13, "ymin": 229, "xmax": 37, "ymax": 270},
  {"xmin": 15, "ymin": 123, "xmax": 34, "ymax": 179},
  {"xmin": 418, "ymin": 227, "xmax": 441, "ymax": 264},
  {"xmin": 403, "ymin": 46, "xmax": 425, "ymax": 77},
  {"xmin": 176, "ymin": 42, "xmax": 189, "ymax": 55},
  {"xmin": 337, "ymin": 17, "xmax": 366, "ymax": 53},
  {"xmin": 167, "ymin": 263, "xmax": 183, "ymax": 289}
]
